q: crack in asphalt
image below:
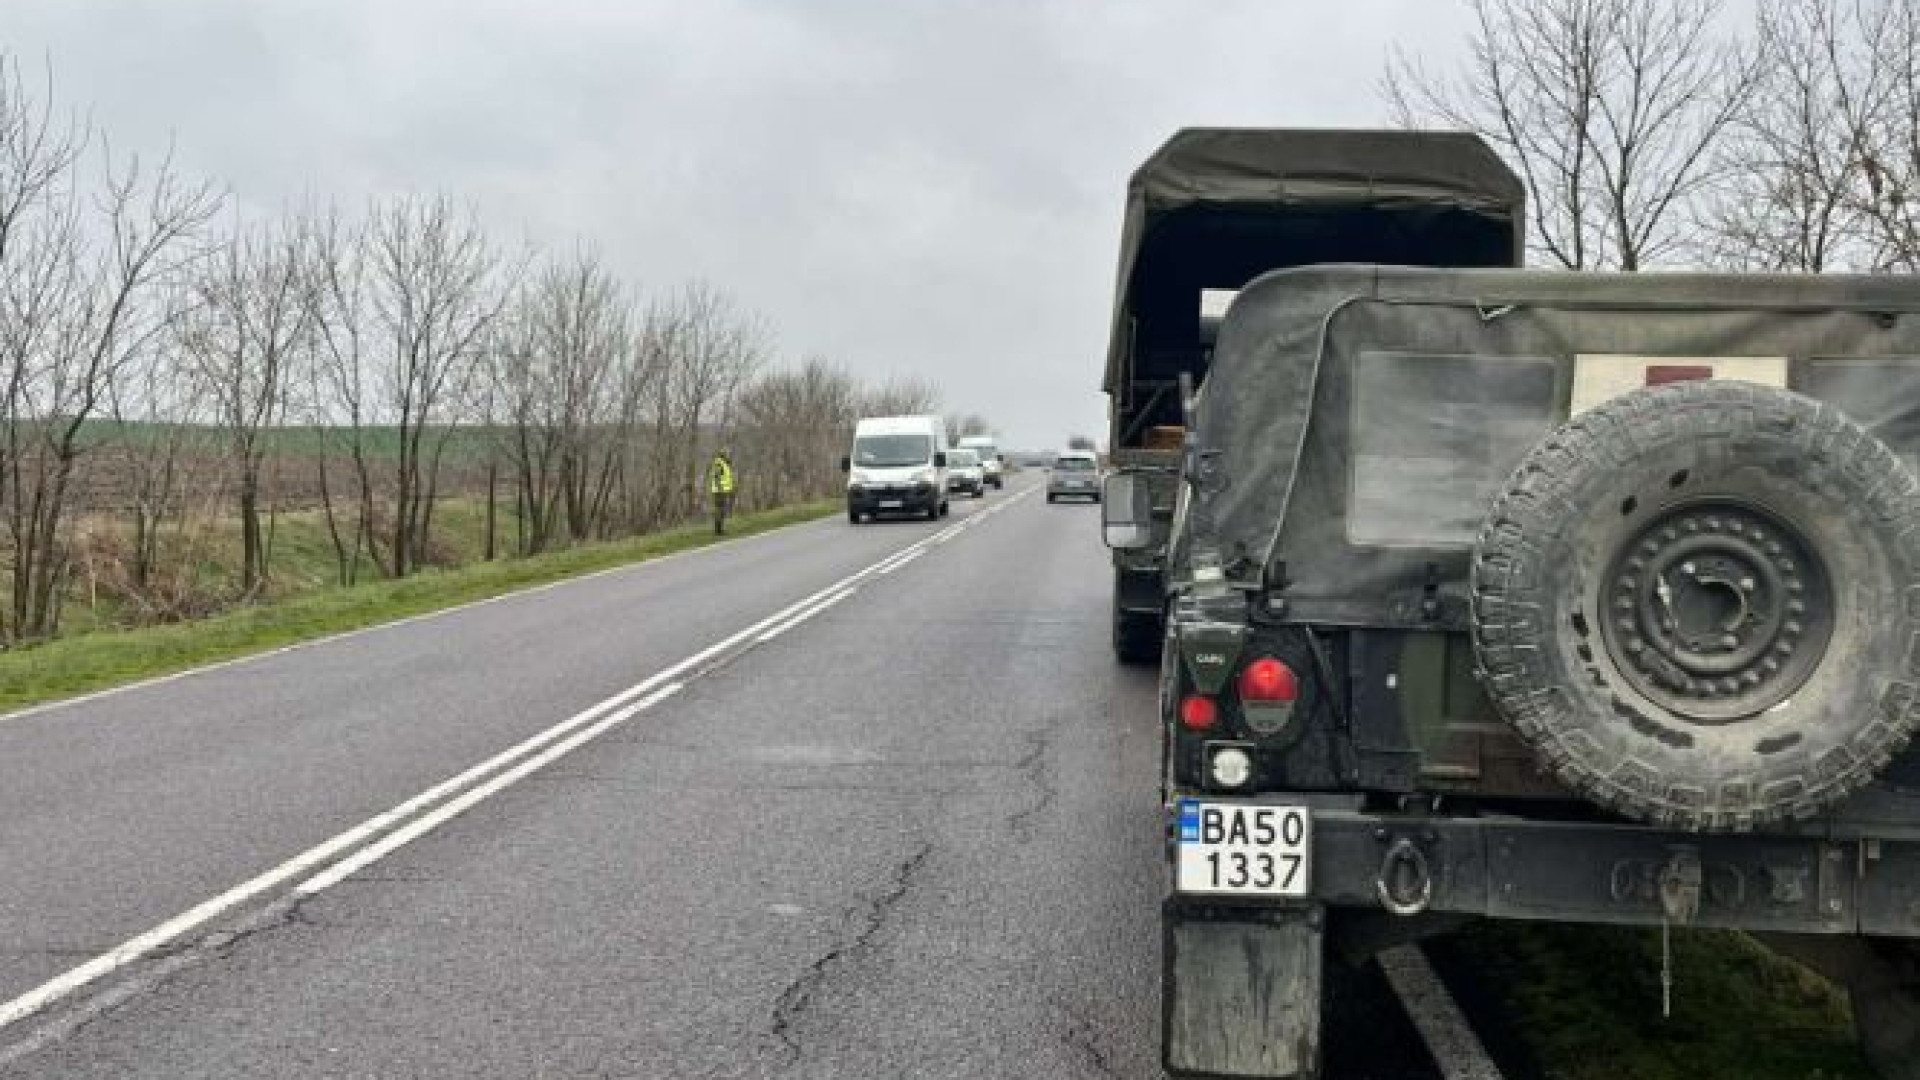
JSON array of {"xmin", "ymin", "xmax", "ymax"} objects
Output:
[
  {"xmin": 1060, "ymin": 1009, "xmax": 1119, "ymax": 1080},
  {"xmin": 767, "ymin": 840, "xmax": 934, "ymax": 1067},
  {"xmin": 1005, "ymin": 730, "xmax": 1057, "ymax": 844},
  {"xmin": 0, "ymin": 891, "xmax": 325, "ymax": 1071}
]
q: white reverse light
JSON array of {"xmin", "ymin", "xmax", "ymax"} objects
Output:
[{"xmin": 1209, "ymin": 747, "xmax": 1253, "ymax": 789}]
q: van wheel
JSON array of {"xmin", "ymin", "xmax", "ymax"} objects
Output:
[{"xmin": 847, "ymin": 508, "xmax": 861, "ymax": 525}]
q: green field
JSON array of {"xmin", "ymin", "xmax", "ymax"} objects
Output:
[
  {"xmin": 74, "ymin": 420, "xmax": 501, "ymax": 462},
  {"xmin": 1, "ymin": 499, "xmax": 836, "ymax": 713}
]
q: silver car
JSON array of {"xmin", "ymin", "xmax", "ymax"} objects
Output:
[{"xmin": 1045, "ymin": 450, "xmax": 1101, "ymax": 503}]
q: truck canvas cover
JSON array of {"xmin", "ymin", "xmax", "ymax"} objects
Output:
[
  {"xmin": 1101, "ymin": 128, "xmax": 1525, "ymax": 401},
  {"xmin": 1192, "ymin": 265, "xmax": 1920, "ymax": 624}
]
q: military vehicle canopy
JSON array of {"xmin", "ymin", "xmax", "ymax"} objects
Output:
[
  {"xmin": 1190, "ymin": 265, "xmax": 1920, "ymax": 621},
  {"xmin": 1102, "ymin": 128, "xmax": 1524, "ymax": 445}
]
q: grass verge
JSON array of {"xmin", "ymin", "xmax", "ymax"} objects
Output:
[
  {"xmin": 1428, "ymin": 921, "xmax": 1872, "ymax": 1080},
  {"xmin": 0, "ymin": 500, "xmax": 837, "ymax": 714}
]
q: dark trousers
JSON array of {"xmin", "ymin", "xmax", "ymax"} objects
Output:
[{"xmin": 712, "ymin": 492, "xmax": 734, "ymax": 534}]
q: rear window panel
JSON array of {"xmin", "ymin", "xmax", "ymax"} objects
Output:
[
  {"xmin": 1797, "ymin": 356, "xmax": 1920, "ymax": 470},
  {"xmin": 1345, "ymin": 351, "xmax": 1920, "ymax": 548},
  {"xmin": 1348, "ymin": 352, "xmax": 1561, "ymax": 546}
]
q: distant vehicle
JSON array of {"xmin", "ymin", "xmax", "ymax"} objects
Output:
[
  {"xmin": 956, "ymin": 435, "xmax": 1004, "ymax": 489},
  {"xmin": 842, "ymin": 415, "xmax": 949, "ymax": 523},
  {"xmin": 1045, "ymin": 450, "xmax": 1100, "ymax": 503},
  {"xmin": 945, "ymin": 448, "xmax": 985, "ymax": 497}
]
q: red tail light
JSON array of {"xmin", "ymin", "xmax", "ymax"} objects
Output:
[
  {"xmin": 1179, "ymin": 695, "xmax": 1219, "ymax": 732},
  {"xmin": 1239, "ymin": 658, "xmax": 1299, "ymax": 703}
]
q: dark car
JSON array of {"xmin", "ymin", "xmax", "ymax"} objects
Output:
[{"xmin": 1105, "ymin": 264, "xmax": 1920, "ymax": 1080}]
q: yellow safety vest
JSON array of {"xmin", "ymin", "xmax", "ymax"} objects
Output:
[{"xmin": 709, "ymin": 457, "xmax": 735, "ymax": 495}]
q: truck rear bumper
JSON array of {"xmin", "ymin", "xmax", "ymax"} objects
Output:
[{"xmin": 1166, "ymin": 801, "xmax": 1920, "ymax": 937}]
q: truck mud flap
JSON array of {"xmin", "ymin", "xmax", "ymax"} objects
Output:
[{"xmin": 1164, "ymin": 902, "xmax": 1323, "ymax": 1079}]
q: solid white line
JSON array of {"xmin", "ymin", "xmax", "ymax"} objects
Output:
[
  {"xmin": 877, "ymin": 550, "xmax": 925, "ymax": 575},
  {"xmin": 1378, "ymin": 945, "xmax": 1505, "ymax": 1080},
  {"xmin": 755, "ymin": 589, "xmax": 855, "ymax": 643},
  {"xmin": 866, "ymin": 548, "xmax": 922, "ymax": 576},
  {"xmin": 296, "ymin": 682, "xmax": 686, "ymax": 895},
  {"xmin": 0, "ymin": 523, "xmax": 938, "ymax": 1033}
]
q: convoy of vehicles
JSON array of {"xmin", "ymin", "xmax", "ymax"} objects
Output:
[
  {"xmin": 1045, "ymin": 450, "xmax": 1100, "ymax": 503},
  {"xmin": 956, "ymin": 435, "xmax": 1005, "ymax": 489},
  {"xmin": 1100, "ymin": 128, "xmax": 1527, "ymax": 665},
  {"xmin": 1101, "ymin": 129, "xmax": 1920, "ymax": 1080},
  {"xmin": 945, "ymin": 447, "xmax": 986, "ymax": 497},
  {"xmin": 843, "ymin": 414, "xmax": 950, "ymax": 523},
  {"xmin": 823, "ymin": 124, "xmax": 1920, "ymax": 1080}
]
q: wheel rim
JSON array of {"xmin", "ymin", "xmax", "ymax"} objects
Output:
[{"xmin": 1598, "ymin": 499, "xmax": 1834, "ymax": 721}]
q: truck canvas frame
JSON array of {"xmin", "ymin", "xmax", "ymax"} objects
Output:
[{"xmin": 1102, "ymin": 128, "xmax": 1526, "ymax": 664}]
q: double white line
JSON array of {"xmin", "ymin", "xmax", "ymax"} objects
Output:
[{"xmin": 0, "ymin": 493, "xmax": 1028, "ymax": 1035}]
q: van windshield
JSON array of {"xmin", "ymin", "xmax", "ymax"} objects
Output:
[
  {"xmin": 948, "ymin": 450, "xmax": 979, "ymax": 467},
  {"xmin": 854, "ymin": 433, "xmax": 933, "ymax": 468}
]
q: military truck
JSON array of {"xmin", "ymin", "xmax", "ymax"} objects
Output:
[
  {"xmin": 1101, "ymin": 129, "xmax": 1525, "ymax": 664},
  {"xmin": 1102, "ymin": 264, "xmax": 1920, "ymax": 1078}
]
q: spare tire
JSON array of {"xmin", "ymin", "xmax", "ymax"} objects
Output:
[{"xmin": 1471, "ymin": 380, "xmax": 1920, "ymax": 831}]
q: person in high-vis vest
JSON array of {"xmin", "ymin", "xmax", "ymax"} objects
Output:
[{"xmin": 708, "ymin": 450, "xmax": 736, "ymax": 535}]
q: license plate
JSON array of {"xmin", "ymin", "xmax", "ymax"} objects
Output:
[
  {"xmin": 879, "ymin": 499, "xmax": 903, "ymax": 509},
  {"xmin": 1176, "ymin": 800, "xmax": 1311, "ymax": 897}
]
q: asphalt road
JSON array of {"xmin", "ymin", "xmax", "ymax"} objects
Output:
[{"xmin": 0, "ymin": 478, "xmax": 1453, "ymax": 1078}]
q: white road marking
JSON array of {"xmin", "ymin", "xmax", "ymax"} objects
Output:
[
  {"xmin": 0, "ymin": 496, "xmax": 1029, "ymax": 1035},
  {"xmin": 877, "ymin": 550, "xmax": 925, "ymax": 575},
  {"xmin": 1378, "ymin": 945, "xmax": 1505, "ymax": 1080},
  {"xmin": 296, "ymin": 682, "xmax": 685, "ymax": 895},
  {"xmin": 755, "ymin": 588, "xmax": 856, "ymax": 643}
]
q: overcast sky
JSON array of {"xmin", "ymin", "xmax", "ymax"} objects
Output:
[{"xmin": 9, "ymin": 0, "xmax": 1469, "ymax": 450}]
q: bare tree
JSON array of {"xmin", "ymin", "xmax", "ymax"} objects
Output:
[
  {"xmin": 946, "ymin": 412, "xmax": 992, "ymax": 440},
  {"xmin": 497, "ymin": 247, "xmax": 628, "ymax": 552},
  {"xmin": 861, "ymin": 375, "xmax": 941, "ymax": 417},
  {"xmin": 0, "ymin": 54, "xmax": 218, "ymax": 639},
  {"xmin": 366, "ymin": 195, "xmax": 506, "ymax": 577},
  {"xmin": 1695, "ymin": 0, "xmax": 1884, "ymax": 270},
  {"xmin": 1850, "ymin": 2, "xmax": 1920, "ymax": 271},
  {"xmin": 735, "ymin": 358, "xmax": 860, "ymax": 509},
  {"xmin": 183, "ymin": 214, "xmax": 315, "ymax": 595},
  {"xmin": 306, "ymin": 205, "xmax": 383, "ymax": 585},
  {"xmin": 107, "ymin": 285, "xmax": 219, "ymax": 612},
  {"xmin": 1385, "ymin": 0, "xmax": 1756, "ymax": 269},
  {"xmin": 637, "ymin": 282, "xmax": 765, "ymax": 528}
]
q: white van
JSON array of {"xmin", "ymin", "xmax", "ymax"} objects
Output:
[
  {"xmin": 955, "ymin": 435, "xmax": 1004, "ymax": 489},
  {"xmin": 843, "ymin": 415, "xmax": 950, "ymax": 523}
]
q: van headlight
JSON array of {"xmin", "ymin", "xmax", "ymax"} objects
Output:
[{"xmin": 911, "ymin": 468, "xmax": 936, "ymax": 484}]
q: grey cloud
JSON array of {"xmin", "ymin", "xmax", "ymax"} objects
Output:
[{"xmin": 11, "ymin": 0, "xmax": 1466, "ymax": 449}]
